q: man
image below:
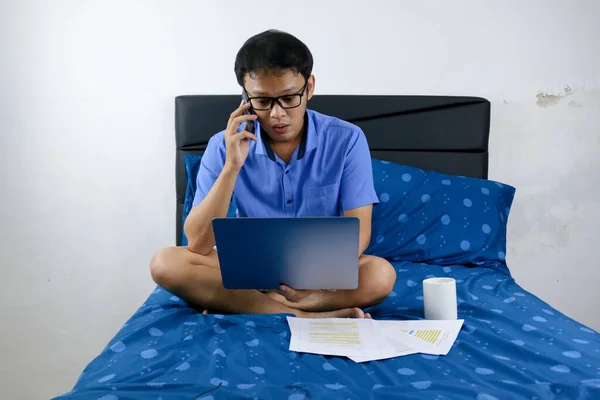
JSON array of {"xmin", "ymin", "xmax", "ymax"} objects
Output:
[{"xmin": 150, "ymin": 29, "xmax": 396, "ymax": 319}]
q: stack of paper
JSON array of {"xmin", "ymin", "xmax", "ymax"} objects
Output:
[{"xmin": 286, "ymin": 317, "xmax": 464, "ymax": 363}]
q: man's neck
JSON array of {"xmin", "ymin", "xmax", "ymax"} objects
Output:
[{"xmin": 267, "ymin": 115, "xmax": 307, "ymax": 165}]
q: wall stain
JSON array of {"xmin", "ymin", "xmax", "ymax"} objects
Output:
[
  {"xmin": 568, "ymin": 100, "xmax": 583, "ymax": 108},
  {"xmin": 536, "ymin": 84, "xmax": 573, "ymax": 108}
]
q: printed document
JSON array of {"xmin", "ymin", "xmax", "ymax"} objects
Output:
[{"xmin": 286, "ymin": 317, "xmax": 464, "ymax": 363}]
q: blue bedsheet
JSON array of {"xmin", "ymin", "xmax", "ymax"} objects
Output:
[{"xmin": 55, "ymin": 262, "xmax": 600, "ymax": 400}]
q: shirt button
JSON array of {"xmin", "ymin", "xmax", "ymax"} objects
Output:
[
  {"xmin": 287, "ymin": 200, "xmax": 292, "ymax": 204},
  {"xmin": 285, "ymin": 170, "xmax": 289, "ymax": 174}
]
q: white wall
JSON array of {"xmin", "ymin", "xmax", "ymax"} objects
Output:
[{"xmin": 1, "ymin": 1, "xmax": 598, "ymax": 399}]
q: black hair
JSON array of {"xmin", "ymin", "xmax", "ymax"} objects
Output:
[{"xmin": 234, "ymin": 29, "xmax": 313, "ymax": 87}]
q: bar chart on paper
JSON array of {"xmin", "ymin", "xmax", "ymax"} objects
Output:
[
  {"xmin": 404, "ymin": 329, "xmax": 442, "ymax": 345},
  {"xmin": 309, "ymin": 321, "xmax": 361, "ymax": 345},
  {"xmin": 378, "ymin": 319, "xmax": 465, "ymax": 355},
  {"xmin": 287, "ymin": 318, "xmax": 383, "ymax": 357}
]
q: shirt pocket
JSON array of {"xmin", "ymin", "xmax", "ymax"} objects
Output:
[{"xmin": 302, "ymin": 183, "xmax": 340, "ymax": 216}]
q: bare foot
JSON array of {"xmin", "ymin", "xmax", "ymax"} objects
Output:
[
  {"xmin": 299, "ymin": 307, "xmax": 370, "ymax": 319},
  {"xmin": 266, "ymin": 292, "xmax": 373, "ymax": 318},
  {"xmin": 201, "ymin": 305, "xmax": 372, "ymax": 319}
]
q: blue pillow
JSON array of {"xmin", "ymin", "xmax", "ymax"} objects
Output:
[
  {"xmin": 181, "ymin": 154, "xmax": 237, "ymax": 246},
  {"xmin": 365, "ymin": 158, "xmax": 516, "ymax": 266}
]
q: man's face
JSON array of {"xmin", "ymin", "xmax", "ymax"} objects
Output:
[{"xmin": 243, "ymin": 69, "xmax": 314, "ymax": 144}]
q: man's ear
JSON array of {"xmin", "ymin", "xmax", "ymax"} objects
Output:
[{"xmin": 307, "ymin": 75, "xmax": 315, "ymax": 101}]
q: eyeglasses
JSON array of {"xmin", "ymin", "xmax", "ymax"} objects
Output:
[{"xmin": 244, "ymin": 80, "xmax": 309, "ymax": 111}]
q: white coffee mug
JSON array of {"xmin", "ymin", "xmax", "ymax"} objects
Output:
[{"xmin": 423, "ymin": 277, "xmax": 458, "ymax": 320}]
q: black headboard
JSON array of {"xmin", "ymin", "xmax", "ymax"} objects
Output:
[{"xmin": 174, "ymin": 95, "xmax": 490, "ymax": 246}]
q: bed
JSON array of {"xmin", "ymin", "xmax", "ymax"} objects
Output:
[{"xmin": 54, "ymin": 95, "xmax": 600, "ymax": 400}]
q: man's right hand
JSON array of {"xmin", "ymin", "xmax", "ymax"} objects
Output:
[{"xmin": 224, "ymin": 101, "xmax": 258, "ymax": 171}]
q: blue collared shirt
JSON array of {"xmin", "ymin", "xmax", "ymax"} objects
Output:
[{"xmin": 192, "ymin": 109, "xmax": 379, "ymax": 217}]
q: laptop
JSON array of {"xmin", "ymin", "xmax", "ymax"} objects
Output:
[{"xmin": 211, "ymin": 217, "xmax": 360, "ymax": 290}]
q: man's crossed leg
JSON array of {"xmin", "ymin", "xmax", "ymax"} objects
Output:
[{"xmin": 150, "ymin": 247, "xmax": 396, "ymax": 319}]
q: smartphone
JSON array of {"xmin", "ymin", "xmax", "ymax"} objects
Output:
[{"xmin": 241, "ymin": 91, "xmax": 255, "ymax": 133}]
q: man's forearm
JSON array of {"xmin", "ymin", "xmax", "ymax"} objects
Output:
[
  {"xmin": 358, "ymin": 232, "xmax": 370, "ymax": 257},
  {"xmin": 183, "ymin": 165, "xmax": 239, "ymax": 255}
]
